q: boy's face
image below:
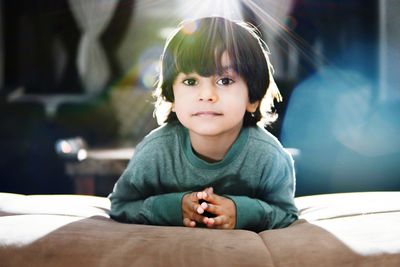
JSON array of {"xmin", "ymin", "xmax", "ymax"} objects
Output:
[{"xmin": 172, "ymin": 51, "xmax": 258, "ymax": 138}]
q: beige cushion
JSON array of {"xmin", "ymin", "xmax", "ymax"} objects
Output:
[
  {"xmin": 1, "ymin": 192, "xmax": 400, "ymax": 266},
  {"xmin": 260, "ymin": 192, "xmax": 400, "ymax": 266}
]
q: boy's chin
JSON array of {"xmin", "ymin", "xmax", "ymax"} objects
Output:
[{"xmin": 185, "ymin": 124, "xmax": 224, "ymax": 136}]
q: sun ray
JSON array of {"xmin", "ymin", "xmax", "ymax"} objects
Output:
[{"xmin": 242, "ymin": 0, "xmax": 332, "ymax": 71}]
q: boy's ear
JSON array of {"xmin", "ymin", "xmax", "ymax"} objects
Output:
[{"xmin": 246, "ymin": 101, "xmax": 259, "ymax": 113}]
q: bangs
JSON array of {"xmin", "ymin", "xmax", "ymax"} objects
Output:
[
  {"xmin": 175, "ymin": 37, "xmax": 231, "ymax": 77},
  {"xmin": 164, "ymin": 17, "xmax": 255, "ymax": 78}
]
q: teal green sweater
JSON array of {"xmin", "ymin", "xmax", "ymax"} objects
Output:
[{"xmin": 109, "ymin": 122, "xmax": 298, "ymax": 232}]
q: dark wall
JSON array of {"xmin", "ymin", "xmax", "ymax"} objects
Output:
[{"xmin": 0, "ymin": 1, "xmax": 134, "ymax": 194}]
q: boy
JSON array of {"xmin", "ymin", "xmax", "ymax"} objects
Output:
[{"xmin": 109, "ymin": 17, "xmax": 298, "ymax": 232}]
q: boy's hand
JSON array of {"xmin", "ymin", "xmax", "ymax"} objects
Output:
[
  {"xmin": 182, "ymin": 192, "xmax": 207, "ymax": 227},
  {"xmin": 199, "ymin": 187, "xmax": 237, "ymax": 229}
]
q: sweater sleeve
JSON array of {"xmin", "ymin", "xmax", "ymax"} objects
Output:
[
  {"xmin": 108, "ymin": 146, "xmax": 186, "ymax": 226},
  {"xmin": 228, "ymin": 151, "xmax": 298, "ymax": 232},
  {"xmin": 109, "ymin": 177, "xmax": 186, "ymax": 226}
]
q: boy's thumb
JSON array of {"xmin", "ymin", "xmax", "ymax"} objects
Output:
[{"xmin": 205, "ymin": 187, "xmax": 214, "ymax": 194}]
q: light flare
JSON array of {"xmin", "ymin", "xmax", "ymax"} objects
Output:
[{"xmin": 181, "ymin": 20, "xmax": 199, "ymax": 35}]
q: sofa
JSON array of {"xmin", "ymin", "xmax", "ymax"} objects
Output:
[{"xmin": 1, "ymin": 191, "xmax": 399, "ymax": 266}]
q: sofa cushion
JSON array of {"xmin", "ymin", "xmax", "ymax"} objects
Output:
[
  {"xmin": 1, "ymin": 192, "xmax": 400, "ymax": 267},
  {"xmin": 0, "ymin": 193, "xmax": 274, "ymax": 267},
  {"xmin": 259, "ymin": 192, "xmax": 400, "ymax": 267},
  {"xmin": 0, "ymin": 193, "xmax": 110, "ymax": 218}
]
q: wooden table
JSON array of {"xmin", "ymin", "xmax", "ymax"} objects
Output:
[{"xmin": 65, "ymin": 148, "xmax": 134, "ymax": 196}]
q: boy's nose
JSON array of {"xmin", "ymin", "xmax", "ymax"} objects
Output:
[{"xmin": 198, "ymin": 86, "xmax": 218, "ymax": 102}]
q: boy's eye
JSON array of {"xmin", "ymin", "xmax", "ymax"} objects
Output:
[
  {"xmin": 217, "ymin": 77, "xmax": 234, "ymax": 86},
  {"xmin": 183, "ymin": 78, "xmax": 198, "ymax": 86}
]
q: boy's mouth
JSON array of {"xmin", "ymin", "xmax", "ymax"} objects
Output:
[{"xmin": 192, "ymin": 111, "xmax": 223, "ymax": 117}]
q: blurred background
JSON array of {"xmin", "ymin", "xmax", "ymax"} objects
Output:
[{"xmin": 0, "ymin": 0, "xmax": 399, "ymax": 196}]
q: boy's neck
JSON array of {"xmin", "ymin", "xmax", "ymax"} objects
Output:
[{"xmin": 188, "ymin": 126, "xmax": 242, "ymax": 163}]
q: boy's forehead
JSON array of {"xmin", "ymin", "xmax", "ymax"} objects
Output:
[
  {"xmin": 221, "ymin": 51, "xmax": 232, "ymax": 66},
  {"xmin": 219, "ymin": 51, "xmax": 237, "ymax": 74}
]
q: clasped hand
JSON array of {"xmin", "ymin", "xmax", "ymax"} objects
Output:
[{"xmin": 182, "ymin": 187, "xmax": 236, "ymax": 229}]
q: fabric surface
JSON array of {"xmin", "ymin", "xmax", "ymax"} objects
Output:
[
  {"xmin": 0, "ymin": 212, "xmax": 273, "ymax": 267},
  {"xmin": 0, "ymin": 193, "xmax": 110, "ymax": 217},
  {"xmin": 1, "ymin": 192, "xmax": 400, "ymax": 267},
  {"xmin": 109, "ymin": 121, "xmax": 297, "ymax": 231},
  {"xmin": 260, "ymin": 192, "xmax": 400, "ymax": 266}
]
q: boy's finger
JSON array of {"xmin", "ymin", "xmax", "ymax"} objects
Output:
[
  {"xmin": 189, "ymin": 191, "xmax": 201, "ymax": 201},
  {"xmin": 193, "ymin": 202, "xmax": 208, "ymax": 214},
  {"xmin": 203, "ymin": 217, "xmax": 215, "ymax": 227},
  {"xmin": 184, "ymin": 192, "xmax": 198, "ymax": 203},
  {"xmin": 203, "ymin": 191, "xmax": 222, "ymax": 204},
  {"xmin": 200, "ymin": 201, "xmax": 208, "ymax": 210},
  {"xmin": 204, "ymin": 187, "xmax": 214, "ymax": 194},
  {"xmin": 183, "ymin": 218, "xmax": 196, "ymax": 227},
  {"xmin": 204, "ymin": 203, "xmax": 220, "ymax": 215},
  {"xmin": 191, "ymin": 212, "xmax": 207, "ymax": 224},
  {"xmin": 196, "ymin": 204, "xmax": 204, "ymax": 214},
  {"xmin": 196, "ymin": 191, "xmax": 207, "ymax": 199},
  {"xmin": 197, "ymin": 187, "xmax": 214, "ymax": 200},
  {"xmin": 212, "ymin": 215, "xmax": 227, "ymax": 226}
]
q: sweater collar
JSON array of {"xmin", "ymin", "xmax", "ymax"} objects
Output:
[{"xmin": 179, "ymin": 125, "xmax": 249, "ymax": 170}]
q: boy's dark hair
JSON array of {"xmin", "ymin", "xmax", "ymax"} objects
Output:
[{"xmin": 154, "ymin": 16, "xmax": 281, "ymax": 127}]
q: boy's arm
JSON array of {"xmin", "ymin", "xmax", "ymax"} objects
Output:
[
  {"xmin": 109, "ymin": 175, "xmax": 187, "ymax": 226},
  {"xmin": 227, "ymin": 152, "xmax": 298, "ymax": 232}
]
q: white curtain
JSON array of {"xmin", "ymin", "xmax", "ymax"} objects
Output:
[{"xmin": 68, "ymin": 0, "xmax": 118, "ymax": 94}]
